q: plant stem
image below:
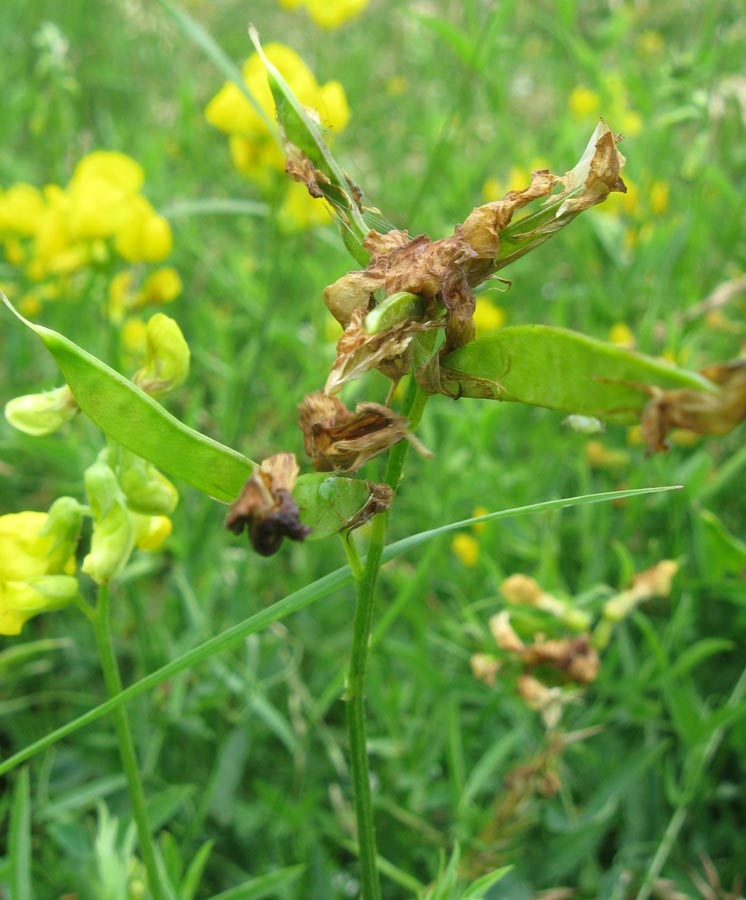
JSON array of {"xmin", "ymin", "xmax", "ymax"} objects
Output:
[
  {"xmin": 92, "ymin": 583, "xmax": 164, "ymax": 900},
  {"xmin": 346, "ymin": 374, "xmax": 429, "ymax": 900}
]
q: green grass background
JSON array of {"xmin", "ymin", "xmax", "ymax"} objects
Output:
[{"xmin": 1, "ymin": 1, "xmax": 745, "ymax": 897}]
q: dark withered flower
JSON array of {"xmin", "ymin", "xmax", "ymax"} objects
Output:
[{"xmin": 225, "ymin": 453, "xmax": 311, "ymax": 556}]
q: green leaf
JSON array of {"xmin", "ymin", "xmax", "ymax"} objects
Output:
[
  {"xmin": 462, "ymin": 866, "xmax": 511, "ymax": 899},
  {"xmin": 9, "ymin": 768, "xmax": 33, "ymax": 900},
  {"xmin": 440, "ymin": 324, "xmax": 716, "ymax": 420},
  {"xmin": 248, "ymin": 25, "xmax": 371, "ymax": 263},
  {"xmin": 2, "ymin": 295, "xmax": 376, "ymax": 541}
]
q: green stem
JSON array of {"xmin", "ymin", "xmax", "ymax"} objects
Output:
[
  {"xmin": 92, "ymin": 583, "xmax": 164, "ymax": 900},
  {"xmin": 346, "ymin": 373, "xmax": 429, "ymax": 900}
]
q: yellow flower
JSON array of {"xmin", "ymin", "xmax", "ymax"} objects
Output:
[
  {"xmin": 569, "ymin": 86, "xmax": 600, "ymax": 120},
  {"xmin": 585, "ymin": 439, "xmax": 630, "ymax": 470},
  {"xmin": 66, "ymin": 151, "xmax": 144, "ymax": 239},
  {"xmin": 114, "ymin": 196, "xmax": 173, "ymax": 263},
  {"xmin": 120, "ymin": 316, "xmax": 148, "ymax": 357},
  {"xmin": 0, "ymin": 184, "xmax": 46, "ymax": 235},
  {"xmin": 649, "ymin": 180, "xmax": 669, "ymax": 216},
  {"xmin": 206, "ymin": 43, "xmax": 350, "ymax": 181},
  {"xmin": 608, "ymin": 322, "xmax": 635, "ymax": 348},
  {"xmin": 471, "ymin": 506, "xmax": 489, "ymax": 534},
  {"xmin": 305, "ymin": 0, "xmax": 368, "ymax": 29},
  {"xmin": 0, "ymin": 509, "xmax": 80, "ymax": 635},
  {"xmin": 137, "ymin": 267, "xmax": 182, "ymax": 307},
  {"xmin": 452, "ymin": 533, "xmax": 479, "ymax": 567},
  {"xmin": 473, "ymin": 298, "xmax": 506, "ymax": 335},
  {"xmin": 131, "ymin": 514, "xmax": 172, "ymax": 551},
  {"xmin": 277, "ymin": 181, "xmax": 331, "ymax": 232}
]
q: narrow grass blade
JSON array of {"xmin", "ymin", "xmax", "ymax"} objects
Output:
[
  {"xmin": 206, "ymin": 864, "xmax": 305, "ymax": 900},
  {"xmin": 157, "ymin": 0, "xmax": 273, "ymax": 133},
  {"xmin": 8, "ymin": 768, "xmax": 33, "ymax": 900},
  {"xmin": 0, "ymin": 485, "xmax": 678, "ymax": 776}
]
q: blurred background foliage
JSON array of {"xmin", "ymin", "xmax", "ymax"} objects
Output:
[{"xmin": 1, "ymin": 0, "xmax": 745, "ymax": 897}]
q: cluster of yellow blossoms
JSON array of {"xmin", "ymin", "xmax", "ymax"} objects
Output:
[
  {"xmin": 278, "ymin": 0, "xmax": 368, "ymax": 29},
  {"xmin": 0, "ymin": 151, "xmax": 181, "ymax": 319},
  {"xmin": 2, "ymin": 314, "xmax": 189, "ymax": 635},
  {"xmin": 205, "ymin": 44, "xmax": 350, "ymax": 231}
]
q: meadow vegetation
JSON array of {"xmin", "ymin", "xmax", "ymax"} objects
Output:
[{"xmin": 1, "ymin": 1, "xmax": 745, "ymax": 898}]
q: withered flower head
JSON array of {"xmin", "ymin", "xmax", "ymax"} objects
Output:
[
  {"xmin": 225, "ymin": 453, "xmax": 311, "ymax": 556},
  {"xmin": 298, "ymin": 391, "xmax": 432, "ymax": 472},
  {"xmin": 321, "ymin": 121, "xmax": 626, "ymax": 392},
  {"xmin": 640, "ymin": 359, "xmax": 746, "ymax": 454}
]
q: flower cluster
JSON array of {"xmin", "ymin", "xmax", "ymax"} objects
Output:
[
  {"xmin": 205, "ymin": 44, "xmax": 350, "ymax": 231},
  {"xmin": 470, "ymin": 562, "xmax": 678, "ymax": 727},
  {"xmin": 2, "ymin": 314, "xmax": 189, "ymax": 634},
  {"xmin": 278, "ymin": 0, "xmax": 368, "ymax": 29},
  {"xmin": 0, "ymin": 151, "xmax": 181, "ymax": 319}
]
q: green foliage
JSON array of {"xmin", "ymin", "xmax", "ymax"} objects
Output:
[{"xmin": 2, "ymin": 1, "xmax": 746, "ymax": 899}]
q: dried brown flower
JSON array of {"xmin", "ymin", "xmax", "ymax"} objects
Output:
[
  {"xmin": 298, "ymin": 391, "xmax": 431, "ymax": 472},
  {"xmin": 225, "ymin": 453, "xmax": 311, "ymax": 556}
]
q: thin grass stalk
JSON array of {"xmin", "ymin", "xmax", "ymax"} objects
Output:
[
  {"xmin": 92, "ymin": 583, "xmax": 164, "ymax": 900},
  {"xmin": 346, "ymin": 373, "xmax": 429, "ymax": 899}
]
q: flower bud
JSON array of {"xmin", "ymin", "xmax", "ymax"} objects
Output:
[
  {"xmin": 118, "ymin": 452, "xmax": 178, "ymax": 516},
  {"xmin": 81, "ymin": 456, "xmax": 134, "ymax": 584},
  {"xmin": 4, "ymin": 384, "xmax": 78, "ymax": 436},
  {"xmin": 39, "ymin": 496, "xmax": 84, "ymax": 571},
  {"xmin": 132, "ymin": 313, "xmax": 190, "ymax": 397}
]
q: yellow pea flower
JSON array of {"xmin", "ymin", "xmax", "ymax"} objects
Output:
[
  {"xmin": 473, "ymin": 298, "xmax": 506, "ymax": 335},
  {"xmin": 81, "ymin": 457, "xmax": 135, "ymax": 585},
  {"xmin": 66, "ymin": 151, "xmax": 145, "ymax": 239},
  {"xmin": 0, "ymin": 508, "xmax": 81, "ymax": 635},
  {"xmin": 0, "ymin": 184, "xmax": 46, "ymax": 235},
  {"xmin": 4, "ymin": 384, "xmax": 78, "ymax": 436},
  {"xmin": 206, "ymin": 43, "xmax": 350, "ymax": 184},
  {"xmin": 277, "ymin": 181, "xmax": 331, "ymax": 232},
  {"xmin": 114, "ymin": 196, "xmax": 173, "ymax": 263},
  {"xmin": 305, "ymin": 0, "xmax": 368, "ymax": 28},
  {"xmin": 608, "ymin": 322, "xmax": 635, "ymax": 348},
  {"xmin": 569, "ymin": 86, "xmax": 600, "ymax": 120},
  {"xmin": 137, "ymin": 267, "xmax": 182, "ymax": 306},
  {"xmin": 452, "ymin": 533, "xmax": 479, "ymax": 567}
]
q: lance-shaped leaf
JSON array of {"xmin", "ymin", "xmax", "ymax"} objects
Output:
[
  {"xmin": 438, "ymin": 324, "xmax": 717, "ymax": 426},
  {"xmin": 2, "ymin": 295, "xmax": 384, "ymax": 541},
  {"xmin": 248, "ymin": 25, "xmax": 375, "ymax": 265}
]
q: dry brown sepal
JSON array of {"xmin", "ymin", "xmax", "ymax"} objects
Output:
[
  {"xmin": 322, "ymin": 121, "xmax": 626, "ymax": 393},
  {"xmin": 640, "ymin": 359, "xmax": 746, "ymax": 453},
  {"xmin": 341, "ymin": 481, "xmax": 393, "ymax": 531},
  {"xmin": 324, "ymin": 307, "xmax": 439, "ymax": 396},
  {"xmin": 298, "ymin": 391, "xmax": 432, "ymax": 472},
  {"xmin": 225, "ymin": 452, "xmax": 311, "ymax": 556}
]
